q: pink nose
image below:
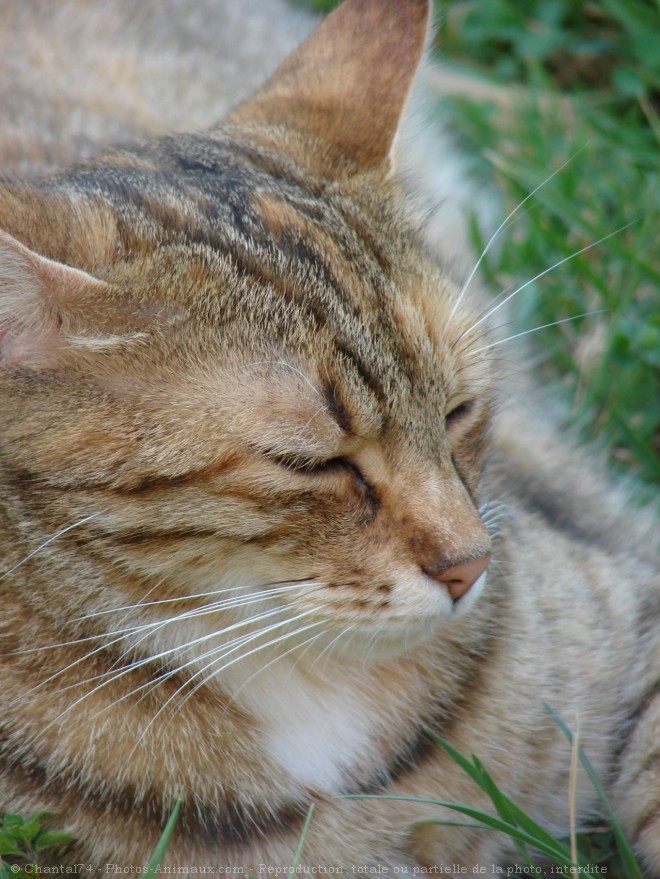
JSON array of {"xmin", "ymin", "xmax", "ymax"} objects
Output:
[{"xmin": 427, "ymin": 553, "xmax": 491, "ymax": 601}]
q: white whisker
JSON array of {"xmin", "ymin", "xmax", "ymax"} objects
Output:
[
  {"xmin": 72, "ymin": 577, "xmax": 317, "ymax": 622},
  {"xmin": 471, "ymin": 310, "xmax": 608, "ymax": 354},
  {"xmin": 244, "ymin": 360, "xmax": 321, "ymax": 398},
  {"xmin": 216, "ymin": 628, "xmax": 326, "ymax": 720},
  {"xmin": 307, "ymin": 625, "xmax": 355, "ymax": 673},
  {"xmin": 448, "ymin": 150, "xmax": 586, "ymax": 321},
  {"xmin": 35, "ymin": 605, "xmax": 296, "ymax": 725},
  {"xmin": 0, "ymin": 513, "xmax": 100, "ymax": 581},
  {"xmin": 7, "ymin": 581, "xmax": 318, "ymax": 659},
  {"xmin": 463, "ymin": 222, "xmax": 635, "ymax": 338},
  {"xmin": 132, "ymin": 612, "xmax": 322, "ymax": 747}
]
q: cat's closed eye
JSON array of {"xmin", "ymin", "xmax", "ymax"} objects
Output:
[
  {"xmin": 270, "ymin": 452, "xmax": 365, "ymax": 484},
  {"xmin": 445, "ymin": 398, "xmax": 475, "ymax": 428}
]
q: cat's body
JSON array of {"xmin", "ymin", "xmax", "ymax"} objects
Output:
[{"xmin": 1, "ymin": 0, "xmax": 659, "ymax": 874}]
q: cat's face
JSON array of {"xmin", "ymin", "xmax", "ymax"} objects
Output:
[{"xmin": 0, "ymin": 0, "xmax": 493, "ymax": 661}]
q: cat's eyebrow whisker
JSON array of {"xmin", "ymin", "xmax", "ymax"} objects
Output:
[
  {"xmin": 470, "ymin": 310, "xmax": 608, "ymax": 355},
  {"xmin": 463, "ymin": 221, "xmax": 636, "ymax": 339},
  {"xmin": 448, "ymin": 149, "xmax": 586, "ymax": 322},
  {"xmin": 302, "ymin": 404, "xmax": 331, "ymax": 431},
  {"xmin": 243, "ymin": 359, "xmax": 322, "ymax": 399},
  {"xmin": 0, "ymin": 513, "xmax": 101, "ymax": 581}
]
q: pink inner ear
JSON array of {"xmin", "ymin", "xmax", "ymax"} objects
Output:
[
  {"xmin": 0, "ymin": 229, "xmax": 111, "ymax": 371},
  {"xmin": 0, "ymin": 317, "xmax": 65, "ymax": 370},
  {"xmin": 229, "ymin": 0, "xmax": 431, "ymax": 173}
]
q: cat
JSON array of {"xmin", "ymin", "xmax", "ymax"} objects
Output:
[{"xmin": 1, "ymin": 0, "xmax": 659, "ymax": 874}]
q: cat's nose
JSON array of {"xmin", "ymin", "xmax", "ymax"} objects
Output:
[{"xmin": 425, "ymin": 552, "xmax": 491, "ymax": 601}]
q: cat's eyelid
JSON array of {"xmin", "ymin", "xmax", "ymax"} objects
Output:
[
  {"xmin": 445, "ymin": 397, "xmax": 475, "ymax": 424},
  {"xmin": 270, "ymin": 452, "xmax": 349, "ymax": 475}
]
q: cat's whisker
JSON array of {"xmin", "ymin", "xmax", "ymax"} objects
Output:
[
  {"xmin": 4, "ymin": 581, "xmax": 319, "ymax": 659},
  {"xmin": 361, "ymin": 623, "xmax": 386, "ymax": 669},
  {"xmin": 72, "ymin": 577, "xmax": 318, "ymax": 622},
  {"xmin": 176, "ymin": 620, "xmax": 324, "ymax": 715},
  {"xmin": 470, "ymin": 310, "xmax": 609, "ymax": 355},
  {"xmin": 85, "ymin": 581, "xmax": 319, "ymax": 646},
  {"xmin": 290, "ymin": 628, "xmax": 328, "ymax": 673},
  {"xmin": 0, "ymin": 512, "xmax": 101, "ymax": 581},
  {"xmin": 131, "ymin": 613, "xmax": 323, "ymax": 747},
  {"xmin": 243, "ymin": 359, "xmax": 323, "ymax": 399},
  {"xmin": 104, "ymin": 589, "xmax": 301, "ymax": 671},
  {"xmin": 106, "ymin": 588, "xmax": 312, "ymax": 671},
  {"xmin": 111, "ymin": 578, "xmax": 166, "ymax": 636},
  {"xmin": 448, "ymin": 150, "xmax": 586, "ymax": 322},
  {"xmin": 4, "ymin": 626, "xmax": 155, "ymax": 709},
  {"xmin": 82, "ymin": 623, "xmax": 270, "ymax": 719},
  {"xmin": 106, "ymin": 622, "xmax": 275, "ymax": 717},
  {"xmin": 23, "ymin": 585, "xmax": 323, "ymax": 710},
  {"xmin": 216, "ymin": 628, "xmax": 327, "ymax": 721},
  {"xmin": 29, "ymin": 604, "xmax": 297, "ymax": 715},
  {"xmin": 453, "ymin": 283, "xmax": 534, "ymax": 355},
  {"xmin": 307, "ymin": 625, "xmax": 356, "ymax": 673},
  {"xmin": 40, "ymin": 606, "xmax": 312, "ymax": 732},
  {"xmin": 106, "ymin": 583, "xmax": 323, "ymax": 667},
  {"xmin": 462, "ymin": 222, "xmax": 636, "ymax": 341}
]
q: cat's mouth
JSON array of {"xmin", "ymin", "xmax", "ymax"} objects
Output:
[{"xmin": 281, "ymin": 564, "xmax": 490, "ymax": 660}]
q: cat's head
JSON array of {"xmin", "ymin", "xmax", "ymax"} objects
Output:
[{"xmin": 0, "ymin": 0, "xmax": 493, "ymax": 660}]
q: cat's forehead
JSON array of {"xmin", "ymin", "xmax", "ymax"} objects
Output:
[{"xmin": 52, "ymin": 133, "xmax": 489, "ymax": 443}]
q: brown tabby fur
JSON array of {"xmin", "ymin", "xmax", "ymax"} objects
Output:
[{"xmin": 1, "ymin": 0, "xmax": 659, "ymax": 873}]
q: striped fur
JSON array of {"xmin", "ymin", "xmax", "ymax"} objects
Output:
[{"xmin": 1, "ymin": 0, "xmax": 659, "ymax": 874}]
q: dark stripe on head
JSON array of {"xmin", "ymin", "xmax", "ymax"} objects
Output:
[{"xmin": 323, "ymin": 380, "xmax": 353, "ymax": 434}]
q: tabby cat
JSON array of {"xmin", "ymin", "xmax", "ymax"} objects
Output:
[{"xmin": 1, "ymin": 0, "xmax": 659, "ymax": 873}]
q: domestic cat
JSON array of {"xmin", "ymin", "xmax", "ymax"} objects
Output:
[{"xmin": 1, "ymin": 0, "xmax": 659, "ymax": 874}]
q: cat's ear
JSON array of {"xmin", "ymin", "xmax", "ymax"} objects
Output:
[
  {"xmin": 0, "ymin": 230, "xmax": 114, "ymax": 371},
  {"xmin": 229, "ymin": 0, "xmax": 431, "ymax": 175}
]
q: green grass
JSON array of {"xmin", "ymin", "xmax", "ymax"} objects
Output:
[
  {"xmin": 342, "ymin": 713, "xmax": 644, "ymax": 877},
  {"xmin": 0, "ymin": 813, "xmax": 72, "ymax": 878},
  {"xmin": 299, "ymin": 0, "xmax": 660, "ymax": 485}
]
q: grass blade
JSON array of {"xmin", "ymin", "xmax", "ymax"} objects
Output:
[
  {"xmin": 426, "ymin": 730, "xmax": 577, "ymax": 865},
  {"xmin": 340, "ymin": 794, "xmax": 573, "ymax": 865},
  {"xmin": 289, "ymin": 804, "xmax": 315, "ymax": 873},
  {"xmin": 145, "ymin": 792, "xmax": 184, "ymax": 877},
  {"xmin": 546, "ymin": 706, "xmax": 643, "ymax": 879}
]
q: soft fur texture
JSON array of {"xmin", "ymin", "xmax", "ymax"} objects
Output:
[{"xmin": 1, "ymin": 0, "xmax": 659, "ymax": 874}]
